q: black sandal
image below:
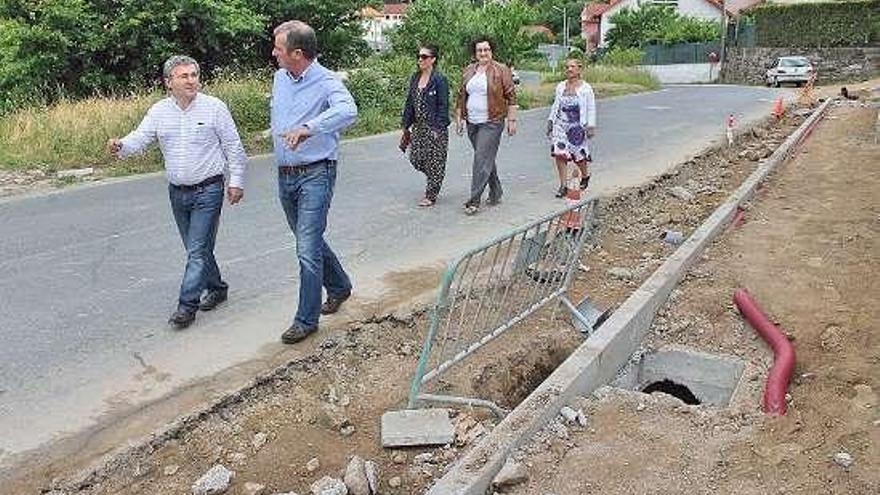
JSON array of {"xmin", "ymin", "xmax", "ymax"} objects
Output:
[
  {"xmin": 555, "ymin": 185, "xmax": 567, "ymax": 198},
  {"xmin": 580, "ymin": 176, "xmax": 591, "ymax": 190}
]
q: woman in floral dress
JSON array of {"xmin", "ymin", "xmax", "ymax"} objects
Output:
[
  {"xmin": 546, "ymin": 58, "xmax": 596, "ymax": 198},
  {"xmin": 400, "ymin": 44, "xmax": 450, "ymax": 207}
]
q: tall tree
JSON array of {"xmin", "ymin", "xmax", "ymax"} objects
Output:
[{"xmin": 389, "ymin": 0, "xmax": 538, "ymax": 68}]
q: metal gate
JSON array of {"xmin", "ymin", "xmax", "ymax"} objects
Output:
[{"xmin": 408, "ymin": 198, "xmax": 602, "ymax": 414}]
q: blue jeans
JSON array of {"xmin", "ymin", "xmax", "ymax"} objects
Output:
[
  {"xmin": 279, "ymin": 163, "xmax": 352, "ymax": 329},
  {"xmin": 169, "ymin": 180, "xmax": 226, "ymax": 312}
]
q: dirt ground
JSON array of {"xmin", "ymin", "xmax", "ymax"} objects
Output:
[
  {"xmin": 504, "ymin": 103, "xmax": 879, "ymax": 494},
  {"xmin": 6, "ymin": 98, "xmax": 873, "ymax": 495}
]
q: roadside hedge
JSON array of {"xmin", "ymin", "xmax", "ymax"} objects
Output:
[
  {"xmin": 0, "ymin": 0, "xmax": 371, "ymax": 115},
  {"xmin": 752, "ymin": 1, "xmax": 879, "ymax": 47}
]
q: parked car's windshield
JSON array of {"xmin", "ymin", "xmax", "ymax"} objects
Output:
[{"xmin": 779, "ymin": 58, "xmax": 809, "ymax": 67}]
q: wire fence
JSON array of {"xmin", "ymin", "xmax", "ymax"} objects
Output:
[{"xmin": 642, "ymin": 42, "xmax": 722, "ymax": 65}]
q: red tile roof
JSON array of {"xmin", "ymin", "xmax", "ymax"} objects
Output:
[
  {"xmin": 726, "ymin": 0, "xmax": 765, "ymax": 14},
  {"xmin": 583, "ymin": 3, "xmax": 612, "ymax": 22},
  {"xmin": 581, "ymin": 0, "xmax": 745, "ymax": 21},
  {"xmin": 383, "ymin": 2, "xmax": 409, "ymax": 16}
]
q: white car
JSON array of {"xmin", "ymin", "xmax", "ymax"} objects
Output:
[{"xmin": 765, "ymin": 56, "xmax": 815, "ymax": 87}]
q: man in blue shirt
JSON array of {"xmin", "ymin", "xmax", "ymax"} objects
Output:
[{"xmin": 271, "ymin": 20, "xmax": 357, "ymax": 344}]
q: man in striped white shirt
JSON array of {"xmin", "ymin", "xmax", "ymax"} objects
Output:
[{"xmin": 107, "ymin": 55, "xmax": 248, "ymax": 329}]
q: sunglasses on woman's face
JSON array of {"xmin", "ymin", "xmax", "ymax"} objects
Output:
[{"xmin": 417, "ymin": 53, "xmax": 433, "ymax": 60}]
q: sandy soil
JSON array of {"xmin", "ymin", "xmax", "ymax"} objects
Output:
[
  {"xmin": 6, "ymin": 102, "xmax": 862, "ymax": 495},
  {"xmin": 504, "ymin": 103, "xmax": 879, "ymax": 495}
]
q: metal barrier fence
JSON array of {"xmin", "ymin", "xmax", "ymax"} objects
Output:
[{"xmin": 407, "ymin": 198, "xmax": 600, "ymax": 413}]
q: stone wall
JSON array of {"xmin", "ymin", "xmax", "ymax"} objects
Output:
[{"xmin": 722, "ymin": 47, "xmax": 880, "ymax": 85}]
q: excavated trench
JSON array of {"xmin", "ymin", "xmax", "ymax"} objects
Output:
[{"xmin": 471, "ymin": 337, "xmax": 574, "ymax": 409}]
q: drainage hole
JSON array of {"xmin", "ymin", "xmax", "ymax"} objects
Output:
[{"xmin": 642, "ymin": 379, "xmax": 701, "ymax": 405}]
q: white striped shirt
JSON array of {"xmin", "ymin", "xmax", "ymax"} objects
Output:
[{"xmin": 120, "ymin": 93, "xmax": 247, "ymax": 188}]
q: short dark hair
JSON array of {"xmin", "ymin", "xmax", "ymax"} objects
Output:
[
  {"xmin": 470, "ymin": 36, "xmax": 495, "ymax": 57},
  {"xmin": 274, "ymin": 20, "xmax": 318, "ymax": 60}
]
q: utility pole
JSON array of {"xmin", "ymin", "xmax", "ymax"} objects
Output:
[
  {"xmin": 564, "ymin": 5, "xmax": 568, "ymax": 52},
  {"xmin": 553, "ymin": 5, "xmax": 569, "ymax": 52}
]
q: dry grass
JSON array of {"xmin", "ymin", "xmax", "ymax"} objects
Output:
[
  {"xmin": 0, "ymin": 94, "xmax": 163, "ymax": 174},
  {"xmin": 0, "ymin": 76, "xmax": 271, "ymax": 176},
  {"xmin": 518, "ymin": 81, "xmax": 654, "ymax": 109},
  {"xmin": 543, "ymin": 65, "xmax": 661, "ymax": 90}
]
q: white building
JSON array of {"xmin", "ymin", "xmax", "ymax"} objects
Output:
[{"xmin": 361, "ymin": 2, "xmax": 410, "ymax": 51}]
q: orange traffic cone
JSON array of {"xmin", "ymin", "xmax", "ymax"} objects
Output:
[{"xmin": 772, "ymin": 97, "xmax": 785, "ymax": 120}]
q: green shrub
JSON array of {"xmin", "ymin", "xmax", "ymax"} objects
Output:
[
  {"xmin": 540, "ymin": 62, "xmax": 659, "ymax": 89},
  {"xmin": 345, "ymin": 53, "xmax": 464, "ymax": 136},
  {"xmin": 601, "ymin": 47, "xmax": 644, "ymax": 66},
  {"xmin": 347, "ymin": 55, "xmax": 411, "ymax": 117},
  {"xmin": 606, "ymin": 5, "xmax": 721, "ymax": 49},
  {"xmin": 753, "ymin": 1, "xmax": 879, "ymax": 47},
  {"xmin": 0, "ymin": 0, "xmax": 372, "ymax": 115},
  {"xmin": 542, "ymin": 71, "xmax": 567, "ymax": 84},
  {"xmin": 582, "ymin": 65, "xmax": 659, "ymax": 89},
  {"xmin": 346, "ymin": 106, "xmax": 400, "ymax": 138},
  {"xmin": 517, "ymin": 57, "xmax": 553, "ymax": 72},
  {"xmin": 203, "ymin": 73, "xmax": 271, "ymax": 135},
  {"xmin": 389, "ymin": 0, "xmax": 539, "ymax": 68}
]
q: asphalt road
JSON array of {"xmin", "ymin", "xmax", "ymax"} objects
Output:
[{"xmin": 0, "ymin": 85, "xmax": 789, "ymax": 466}]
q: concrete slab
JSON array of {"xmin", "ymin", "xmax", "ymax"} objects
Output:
[{"xmin": 381, "ymin": 409, "xmax": 454, "ymax": 448}]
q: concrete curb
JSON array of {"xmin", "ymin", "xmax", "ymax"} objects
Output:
[{"xmin": 426, "ymin": 98, "xmax": 834, "ymax": 495}]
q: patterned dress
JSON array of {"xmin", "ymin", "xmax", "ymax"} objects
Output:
[
  {"xmin": 409, "ymin": 87, "xmax": 449, "ymax": 202},
  {"xmin": 550, "ymin": 93, "xmax": 591, "ymax": 163}
]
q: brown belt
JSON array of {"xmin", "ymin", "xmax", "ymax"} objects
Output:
[{"xmin": 278, "ymin": 159, "xmax": 336, "ymax": 176}]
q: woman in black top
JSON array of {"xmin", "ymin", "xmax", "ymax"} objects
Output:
[{"xmin": 400, "ymin": 44, "xmax": 450, "ymax": 207}]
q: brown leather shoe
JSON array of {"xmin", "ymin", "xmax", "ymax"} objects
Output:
[
  {"xmin": 320, "ymin": 292, "xmax": 351, "ymax": 315},
  {"xmin": 281, "ymin": 323, "xmax": 317, "ymax": 344}
]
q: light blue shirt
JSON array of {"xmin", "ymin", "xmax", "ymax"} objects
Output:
[{"xmin": 270, "ymin": 61, "xmax": 358, "ymax": 166}]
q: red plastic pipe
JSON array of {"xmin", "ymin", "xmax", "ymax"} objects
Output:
[{"xmin": 734, "ymin": 288, "xmax": 796, "ymax": 415}]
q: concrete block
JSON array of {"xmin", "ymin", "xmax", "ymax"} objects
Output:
[
  {"xmin": 381, "ymin": 409, "xmax": 454, "ymax": 447},
  {"xmin": 637, "ymin": 347, "xmax": 746, "ymax": 406}
]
